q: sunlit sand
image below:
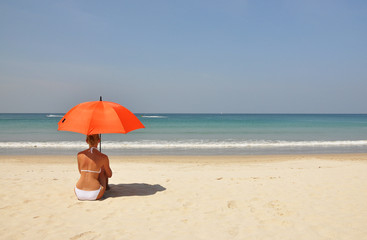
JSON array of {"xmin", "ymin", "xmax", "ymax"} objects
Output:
[{"xmin": 1, "ymin": 154, "xmax": 367, "ymax": 239}]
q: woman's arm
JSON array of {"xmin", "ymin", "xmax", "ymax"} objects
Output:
[
  {"xmin": 103, "ymin": 156, "xmax": 113, "ymax": 178},
  {"xmin": 77, "ymin": 154, "xmax": 82, "ymax": 174}
]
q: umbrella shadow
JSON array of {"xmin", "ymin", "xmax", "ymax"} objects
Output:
[{"xmin": 102, "ymin": 183, "xmax": 166, "ymax": 199}]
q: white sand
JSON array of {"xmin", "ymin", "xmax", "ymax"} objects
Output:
[{"xmin": 1, "ymin": 154, "xmax": 367, "ymax": 240}]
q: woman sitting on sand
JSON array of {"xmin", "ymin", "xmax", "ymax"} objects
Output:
[{"xmin": 75, "ymin": 134, "xmax": 112, "ymax": 201}]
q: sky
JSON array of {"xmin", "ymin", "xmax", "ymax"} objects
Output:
[{"xmin": 1, "ymin": 0, "xmax": 366, "ymax": 113}]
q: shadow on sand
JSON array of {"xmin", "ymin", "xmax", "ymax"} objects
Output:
[{"xmin": 102, "ymin": 183, "xmax": 166, "ymax": 199}]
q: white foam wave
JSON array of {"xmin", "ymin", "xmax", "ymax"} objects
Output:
[
  {"xmin": 1, "ymin": 140, "xmax": 367, "ymax": 150},
  {"xmin": 141, "ymin": 115, "xmax": 167, "ymax": 118},
  {"xmin": 0, "ymin": 141, "xmax": 86, "ymax": 149},
  {"xmin": 46, "ymin": 114, "xmax": 64, "ymax": 118}
]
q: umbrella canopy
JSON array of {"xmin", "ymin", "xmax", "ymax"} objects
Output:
[{"xmin": 58, "ymin": 99, "xmax": 144, "ymax": 135}]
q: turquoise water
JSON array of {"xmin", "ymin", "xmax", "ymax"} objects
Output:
[{"xmin": 0, "ymin": 113, "xmax": 367, "ymax": 155}]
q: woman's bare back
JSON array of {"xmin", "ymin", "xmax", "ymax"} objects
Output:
[{"xmin": 76, "ymin": 148, "xmax": 112, "ymax": 190}]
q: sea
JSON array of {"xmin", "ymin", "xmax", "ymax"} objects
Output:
[{"xmin": 0, "ymin": 113, "xmax": 367, "ymax": 155}]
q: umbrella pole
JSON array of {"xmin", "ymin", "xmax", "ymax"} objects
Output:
[
  {"xmin": 99, "ymin": 134, "xmax": 102, "ymax": 152},
  {"xmin": 99, "ymin": 96, "xmax": 102, "ymax": 152}
]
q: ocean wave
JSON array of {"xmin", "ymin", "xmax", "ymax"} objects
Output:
[
  {"xmin": 46, "ymin": 114, "xmax": 64, "ymax": 118},
  {"xmin": 1, "ymin": 140, "xmax": 367, "ymax": 149},
  {"xmin": 0, "ymin": 141, "xmax": 86, "ymax": 149},
  {"xmin": 141, "ymin": 115, "xmax": 167, "ymax": 118}
]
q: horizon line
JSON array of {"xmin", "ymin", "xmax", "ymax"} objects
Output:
[{"xmin": 1, "ymin": 112, "xmax": 367, "ymax": 115}]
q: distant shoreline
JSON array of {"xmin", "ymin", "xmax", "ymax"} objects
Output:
[{"xmin": 2, "ymin": 152, "xmax": 367, "ymax": 163}]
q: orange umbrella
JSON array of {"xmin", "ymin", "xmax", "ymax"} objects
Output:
[{"xmin": 58, "ymin": 97, "xmax": 144, "ymax": 150}]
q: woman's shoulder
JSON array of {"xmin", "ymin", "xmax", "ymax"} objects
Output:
[
  {"xmin": 76, "ymin": 149, "xmax": 108, "ymax": 161},
  {"xmin": 77, "ymin": 149, "xmax": 89, "ymax": 156},
  {"xmin": 97, "ymin": 151, "xmax": 109, "ymax": 159}
]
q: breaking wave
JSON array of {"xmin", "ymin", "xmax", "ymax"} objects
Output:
[
  {"xmin": 141, "ymin": 115, "xmax": 167, "ymax": 118},
  {"xmin": 1, "ymin": 140, "xmax": 367, "ymax": 150},
  {"xmin": 46, "ymin": 114, "xmax": 64, "ymax": 118}
]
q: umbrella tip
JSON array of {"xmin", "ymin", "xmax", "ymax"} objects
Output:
[{"xmin": 100, "ymin": 96, "xmax": 102, "ymax": 101}]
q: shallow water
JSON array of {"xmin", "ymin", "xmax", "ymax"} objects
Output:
[{"xmin": 1, "ymin": 113, "xmax": 367, "ymax": 155}]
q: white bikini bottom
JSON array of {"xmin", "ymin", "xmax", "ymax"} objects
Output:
[{"xmin": 75, "ymin": 186, "xmax": 102, "ymax": 201}]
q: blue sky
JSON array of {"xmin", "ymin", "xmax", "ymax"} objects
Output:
[{"xmin": 1, "ymin": 0, "xmax": 366, "ymax": 113}]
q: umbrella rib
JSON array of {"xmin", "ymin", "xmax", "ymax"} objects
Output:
[{"xmin": 110, "ymin": 106, "xmax": 127, "ymax": 134}]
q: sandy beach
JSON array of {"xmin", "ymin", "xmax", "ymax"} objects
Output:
[{"xmin": 1, "ymin": 154, "xmax": 367, "ymax": 240}]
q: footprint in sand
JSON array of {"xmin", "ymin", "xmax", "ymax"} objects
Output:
[
  {"xmin": 67, "ymin": 202, "xmax": 83, "ymax": 208},
  {"xmin": 267, "ymin": 200, "xmax": 290, "ymax": 216},
  {"xmin": 182, "ymin": 201, "xmax": 193, "ymax": 208},
  {"xmin": 70, "ymin": 231, "xmax": 100, "ymax": 240},
  {"xmin": 228, "ymin": 226, "xmax": 239, "ymax": 237},
  {"xmin": 227, "ymin": 200, "xmax": 237, "ymax": 209}
]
